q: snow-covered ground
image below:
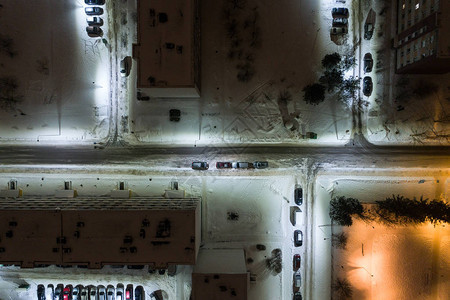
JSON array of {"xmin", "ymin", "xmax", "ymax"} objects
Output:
[{"xmin": 312, "ymin": 173, "xmax": 449, "ymax": 300}]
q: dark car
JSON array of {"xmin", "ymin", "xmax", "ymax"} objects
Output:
[
  {"xmin": 86, "ymin": 26, "xmax": 103, "ymax": 37},
  {"xmin": 216, "ymin": 162, "xmax": 232, "ymax": 169},
  {"xmin": 332, "ymin": 7, "xmax": 349, "ymax": 18},
  {"xmin": 232, "ymin": 162, "xmax": 253, "ymax": 169},
  {"xmin": 120, "ymin": 56, "xmax": 132, "ymax": 77},
  {"xmin": 192, "ymin": 162, "xmax": 209, "ymax": 170},
  {"xmin": 294, "ymin": 230, "xmax": 303, "ymax": 247},
  {"xmin": 37, "ymin": 284, "xmax": 46, "ymax": 300},
  {"xmin": 85, "ymin": 0, "xmax": 105, "ymax": 4},
  {"xmin": 294, "ymin": 187, "xmax": 303, "ymax": 205},
  {"xmin": 87, "ymin": 16, "xmax": 103, "ymax": 26},
  {"xmin": 85, "ymin": 7, "xmax": 103, "ymax": 15},
  {"xmin": 363, "ymin": 76, "xmax": 373, "ymax": 96},
  {"xmin": 330, "ymin": 27, "xmax": 347, "ymax": 35},
  {"xmin": 293, "ymin": 254, "xmax": 301, "ymax": 271},
  {"xmin": 125, "ymin": 285, "xmax": 133, "ymax": 300},
  {"xmin": 332, "ymin": 18, "xmax": 348, "ymax": 27},
  {"xmin": 294, "ymin": 292, "xmax": 302, "ymax": 300},
  {"xmin": 55, "ymin": 284, "xmax": 64, "ymax": 300},
  {"xmin": 134, "ymin": 286, "xmax": 144, "ymax": 300},
  {"xmin": 169, "ymin": 109, "xmax": 181, "ymax": 122},
  {"xmin": 363, "ymin": 53, "xmax": 373, "ymax": 73},
  {"xmin": 364, "ymin": 23, "xmax": 374, "ymax": 40},
  {"xmin": 254, "ymin": 161, "xmax": 269, "ymax": 169}
]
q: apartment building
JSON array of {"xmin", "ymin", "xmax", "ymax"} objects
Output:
[{"xmin": 394, "ymin": 0, "xmax": 450, "ymax": 73}]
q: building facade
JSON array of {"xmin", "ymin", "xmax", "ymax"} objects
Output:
[{"xmin": 394, "ymin": 0, "xmax": 450, "ymax": 73}]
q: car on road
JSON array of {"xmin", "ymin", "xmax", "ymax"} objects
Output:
[
  {"xmin": 254, "ymin": 161, "xmax": 269, "ymax": 169},
  {"xmin": 37, "ymin": 284, "xmax": 45, "ymax": 300},
  {"xmin": 85, "ymin": 7, "xmax": 103, "ymax": 15},
  {"xmin": 332, "ymin": 7, "xmax": 349, "ymax": 17},
  {"xmin": 294, "ymin": 187, "xmax": 303, "ymax": 205},
  {"xmin": 46, "ymin": 284, "xmax": 54, "ymax": 300},
  {"xmin": 192, "ymin": 161, "xmax": 209, "ymax": 170},
  {"xmin": 364, "ymin": 23, "xmax": 374, "ymax": 39},
  {"xmin": 86, "ymin": 26, "xmax": 103, "ymax": 37},
  {"xmin": 294, "ymin": 230, "xmax": 303, "ymax": 247},
  {"xmin": 85, "ymin": 0, "xmax": 105, "ymax": 4},
  {"xmin": 294, "ymin": 272, "xmax": 302, "ymax": 288},
  {"xmin": 332, "ymin": 18, "xmax": 348, "ymax": 27},
  {"xmin": 294, "ymin": 291, "xmax": 302, "ymax": 300},
  {"xmin": 293, "ymin": 254, "xmax": 301, "ymax": 271},
  {"xmin": 216, "ymin": 162, "xmax": 232, "ymax": 169},
  {"xmin": 120, "ymin": 56, "xmax": 132, "ymax": 77},
  {"xmin": 232, "ymin": 162, "xmax": 253, "ymax": 169},
  {"xmin": 116, "ymin": 284, "xmax": 124, "ymax": 300},
  {"xmin": 106, "ymin": 285, "xmax": 115, "ymax": 300},
  {"xmin": 330, "ymin": 27, "xmax": 347, "ymax": 35},
  {"xmin": 363, "ymin": 76, "xmax": 373, "ymax": 96},
  {"xmin": 363, "ymin": 53, "xmax": 373, "ymax": 73},
  {"xmin": 86, "ymin": 16, "xmax": 103, "ymax": 26},
  {"xmin": 125, "ymin": 284, "xmax": 133, "ymax": 300},
  {"xmin": 134, "ymin": 286, "xmax": 144, "ymax": 300},
  {"xmin": 89, "ymin": 286, "xmax": 97, "ymax": 300}
]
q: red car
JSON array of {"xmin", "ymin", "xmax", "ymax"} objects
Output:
[
  {"xmin": 63, "ymin": 285, "xmax": 72, "ymax": 300},
  {"xmin": 216, "ymin": 162, "xmax": 232, "ymax": 169},
  {"xmin": 293, "ymin": 254, "xmax": 301, "ymax": 271}
]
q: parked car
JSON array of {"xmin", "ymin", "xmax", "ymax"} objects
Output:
[
  {"xmin": 363, "ymin": 53, "xmax": 373, "ymax": 73},
  {"xmin": 293, "ymin": 254, "xmax": 301, "ymax": 271},
  {"xmin": 98, "ymin": 285, "xmax": 106, "ymax": 300},
  {"xmin": 125, "ymin": 284, "xmax": 133, "ymax": 300},
  {"xmin": 116, "ymin": 284, "xmax": 124, "ymax": 300},
  {"xmin": 364, "ymin": 23, "xmax": 374, "ymax": 39},
  {"xmin": 89, "ymin": 286, "xmax": 97, "ymax": 300},
  {"xmin": 85, "ymin": 7, "xmax": 103, "ymax": 15},
  {"xmin": 46, "ymin": 284, "xmax": 54, "ymax": 300},
  {"xmin": 120, "ymin": 56, "xmax": 132, "ymax": 77},
  {"xmin": 169, "ymin": 109, "xmax": 181, "ymax": 122},
  {"xmin": 331, "ymin": 7, "xmax": 349, "ymax": 17},
  {"xmin": 294, "ymin": 291, "xmax": 303, "ymax": 300},
  {"xmin": 192, "ymin": 161, "xmax": 209, "ymax": 170},
  {"xmin": 37, "ymin": 284, "xmax": 45, "ymax": 300},
  {"xmin": 106, "ymin": 285, "xmax": 115, "ymax": 300},
  {"xmin": 55, "ymin": 284, "xmax": 64, "ymax": 300},
  {"xmin": 294, "ymin": 209, "xmax": 302, "ymax": 226},
  {"xmin": 85, "ymin": 0, "xmax": 105, "ymax": 5},
  {"xmin": 232, "ymin": 162, "xmax": 253, "ymax": 169},
  {"xmin": 294, "ymin": 230, "xmax": 303, "ymax": 247},
  {"xmin": 216, "ymin": 162, "xmax": 232, "ymax": 169},
  {"xmin": 72, "ymin": 286, "xmax": 80, "ymax": 300},
  {"xmin": 80, "ymin": 287, "xmax": 89, "ymax": 300},
  {"xmin": 363, "ymin": 76, "xmax": 373, "ymax": 96},
  {"xmin": 294, "ymin": 187, "xmax": 303, "ymax": 205},
  {"xmin": 294, "ymin": 272, "xmax": 302, "ymax": 288},
  {"xmin": 63, "ymin": 285, "xmax": 73, "ymax": 300},
  {"xmin": 86, "ymin": 16, "xmax": 103, "ymax": 26},
  {"xmin": 168, "ymin": 265, "xmax": 177, "ymax": 276},
  {"xmin": 134, "ymin": 286, "xmax": 144, "ymax": 300},
  {"xmin": 254, "ymin": 161, "xmax": 269, "ymax": 169},
  {"xmin": 86, "ymin": 26, "xmax": 103, "ymax": 37},
  {"xmin": 332, "ymin": 18, "xmax": 348, "ymax": 27},
  {"xmin": 330, "ymin": 27, "xmax": 348, "ymax": 35}
]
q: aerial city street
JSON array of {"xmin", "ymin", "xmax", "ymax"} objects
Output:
[{"xmin": 0, "ymin": 0, "xmax": 449, "ymax": 300}]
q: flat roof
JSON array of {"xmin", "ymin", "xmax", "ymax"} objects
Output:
[
  {"xmin": 194, "ymin": 249, "xmax": 247, "ymax": 274},
  {"xmin": 134, "ymin": 0, "xmax": 194, "ymax": 88}
]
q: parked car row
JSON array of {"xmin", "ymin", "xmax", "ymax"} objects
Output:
[
  {"xmin": 330, "ymin": 7, "xmax": 349, "ymax": 35},
  {"xmin": 37, "ymin": 283, "xmax": 144, "ymax": 300},
  {"xmin": 191, "ymin": 161, "xmax": 269, "ymax": 170},
  {"xmin": 292, "ymin": 187, "xmax": 303, "ymax": 300},
  {"xmin": 84, "ymin": 0, "xmax": 105, "ymax": 38}
]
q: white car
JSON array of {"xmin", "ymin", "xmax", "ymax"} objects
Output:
[
  {"xmin": 116, "ymin": 284, "xmax": 124, "ymax": 300},
  {"xmin": 294, "ymin": 209, "xmax": 302, "ymax": 226}
]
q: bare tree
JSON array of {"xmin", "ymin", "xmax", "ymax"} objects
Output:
[{"xmin": 333, "ymin": 277, "xmax": 353, "ymax": 299}]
